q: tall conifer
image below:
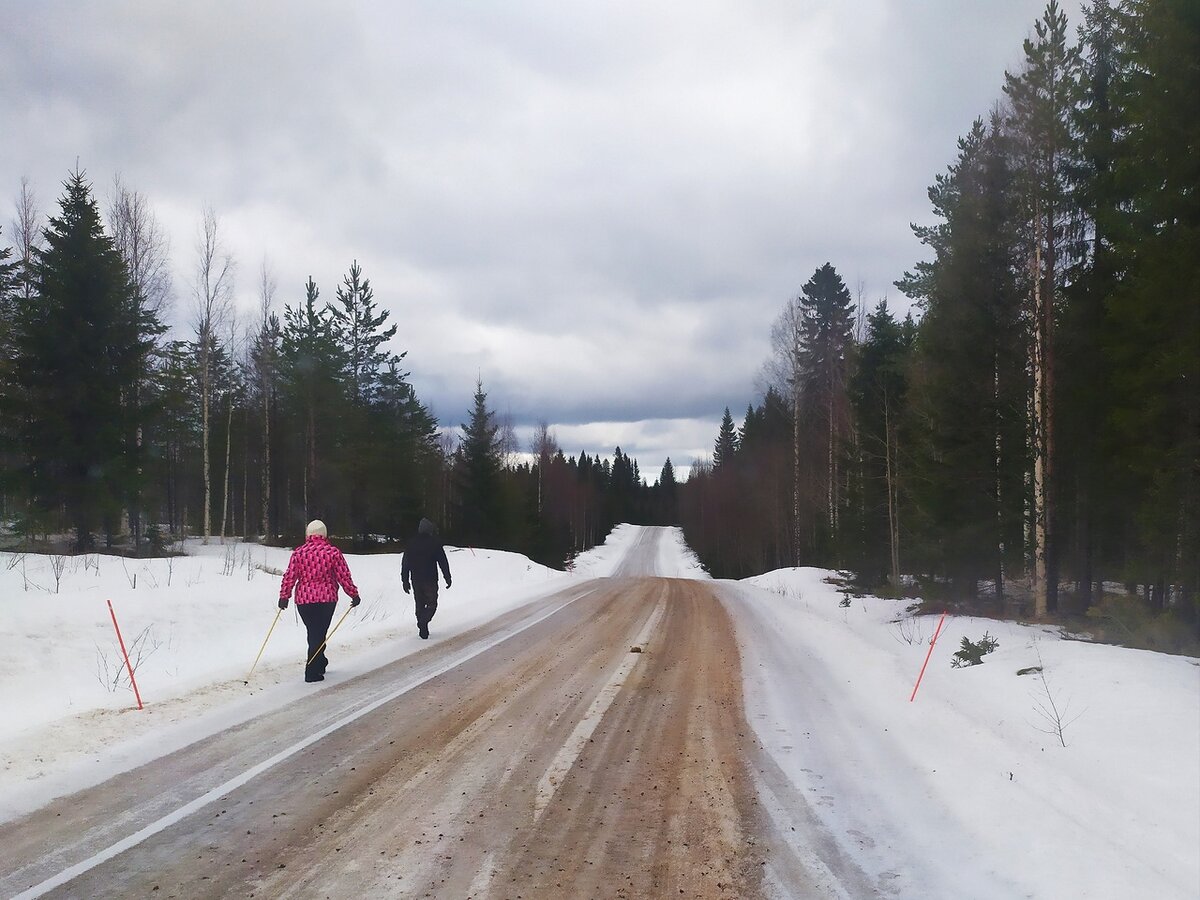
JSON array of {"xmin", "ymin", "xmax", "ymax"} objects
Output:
[{"xmin": 9, "ymin": 171, "xmax": 154, "ymax": 548}]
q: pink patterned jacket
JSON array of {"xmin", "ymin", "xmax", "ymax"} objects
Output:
[{"xmin": 279, "ymin": 535, "xmax": 360, "ymax": 605}]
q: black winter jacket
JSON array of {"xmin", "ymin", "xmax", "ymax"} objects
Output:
[{"xmin": 402, "ymin": 521, "xmax": 451, "ymax": 588}]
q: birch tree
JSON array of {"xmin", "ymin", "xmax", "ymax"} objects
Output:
[
  {"xmin": 11, "ymin": 177, "xmax": 41, "ymax": 304},
  {"xmin": 766, "ymin": 295, "xmax": 805, "ymax": 565},
  {"xmin": 192, "ymin": 206, "xmax": 234, "ymax": 545},
  {"xmin": 107, "ymin": 176, "xmax": 171, "ymax": 549},
  {"xmin": 252, "ymin": 260, "xmax": 280, "ymax": 538}
]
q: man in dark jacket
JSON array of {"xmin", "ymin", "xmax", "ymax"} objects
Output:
[{"xmin": 401, "ymin": 517, "xmax": 451, "ymax": 639}]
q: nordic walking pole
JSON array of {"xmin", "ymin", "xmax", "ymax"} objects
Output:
[
  {"xmin": 307, "ymin": 605, "xmax": 355, "ymax": 667},
  {"xmin": 244, "ymin": 607, "xmax": 283, "ymax": 684}
]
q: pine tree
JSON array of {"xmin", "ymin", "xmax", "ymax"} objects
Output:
[
  {"xmin": 8, "ymin": 170, "xmax": 155, "ymax": 549},
  {"xmin": 1005, "ymin": 0, "xmax": 1081, "ymax": 614}
]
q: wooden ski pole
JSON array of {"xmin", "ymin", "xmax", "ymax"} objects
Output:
[
  {"xmin": 307, "ymin": 605, "xmax": 355, "ymax": 667},
  {"xmin": 244, "ymin": 607, "xmax": 283, "ymax": 684}
]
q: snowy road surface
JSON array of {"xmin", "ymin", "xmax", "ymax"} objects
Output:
[
  {"xmin": 1, "ymin": 525, "xmax": 1196, "ymax": 899},
  {"xmin": 0, "ymin": 528, "xmax": 856, "ymax": 898}
]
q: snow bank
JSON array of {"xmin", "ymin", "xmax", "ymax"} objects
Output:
[
  {"xmin": 0, "ymin": 537, "xmax": 596, "ymax": 821},
  {"xmin": 724, "ymin": 568, "xmax": 1200, "ymax": 900}
]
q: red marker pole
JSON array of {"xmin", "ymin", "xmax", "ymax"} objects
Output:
[
  {"xmin": 106, "ymin": 598, "xmax": 144, "ymax": 710},
  {"xmin": 909, "ymin": 611, "xmax": 947, "ymax": 703}
]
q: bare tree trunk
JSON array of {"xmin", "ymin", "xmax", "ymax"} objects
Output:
[
  {"xmin": 242, "ymin": 402, "xmax": 249, "ymax": 542},
  {"xmin": 828, "ymin": 386, "xmax": 836, "ymax": 535},
  {"xmin": 885, "ymin": 392, "xmax": 900, "ymax": 589},
  {"xmin": 305, "ymin": 406, "xmax": 316, "ymax": 521},
  {"xmin": 221, "ymin": 391, "xmax": 233, "ymax": 541},
  {"xmin": 1033, "ymin": 205, "xmax": 1049, "ymax": 618},
  {"xmin": 792, "ymin": 315, "xmax": 803, "ymax": 567},
  {"xmin": 202, "ymin": 367, "xmax": 212, "ymax": 545},
  {"xmin": 995, "ymin": 351, "xmax": 1006, "ymax": 604},
  {"xmin": 262, "ymin": 388, "xmax": 271, "ymax": 537},
  {"xmin": 13, "ymin": 177, "xmax": 41, "ymax": 302},
  {"xmin": 1044, "ymin": 200, "xmax": 1058, "ymax": 613},
  {"xmin": 258, "ymin": 262, "xmax": 276, "ymax": 540},
  {"xmin": 193, "ymin": 207, "xmax": 233, "ymax": 546}
]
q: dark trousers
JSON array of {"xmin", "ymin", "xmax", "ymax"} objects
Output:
[
  {"xmin": 297, "ymin": 601, "xmax": 336, "ymax": 678},
  {"xmin": 413, "ymin": 580, "xmax": 439, "ymax": 629}
]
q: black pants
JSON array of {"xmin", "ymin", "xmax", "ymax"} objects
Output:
[
  {"xmin": 413, "ymin": 580, "xmax": 439, "ymax": 630},
  {"xmin": 297, "ymin": 602, "xmax": 336, "ymax": 678}
]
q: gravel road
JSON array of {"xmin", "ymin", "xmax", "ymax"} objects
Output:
[{"xmin": 1, "ymin": 528, "xmax": 856, "ymax": 899}]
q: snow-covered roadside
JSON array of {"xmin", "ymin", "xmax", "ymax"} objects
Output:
[
  {"xmin": 0, "ymin": 532, "xmax": 632, "ymax": 823},
  {"xmin": 722, "ymin": 569, "xmax": 1200, "ymax": 900}
]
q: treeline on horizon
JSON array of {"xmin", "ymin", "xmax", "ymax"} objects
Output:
[
  {"xmin": 0, "ymin": 175, "xmax": 676, "ymax": 568},
  {"xmin": 679, "ymin": 0, "xmax": 1198, "ymax": 642}
]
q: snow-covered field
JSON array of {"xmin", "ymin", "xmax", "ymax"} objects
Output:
[{"xmin": 2, "ymin": 526, "xmax": 1196, "ymax": 899}]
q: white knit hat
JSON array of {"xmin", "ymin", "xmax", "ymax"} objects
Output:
[{"xmin": 306, "ymin": 519, "xmax": 327, "ymax": 538}]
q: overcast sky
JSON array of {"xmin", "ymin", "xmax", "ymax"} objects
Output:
[{"xmin": 2, "ymin": 0, "xmax": 1079, "ymax": 480}]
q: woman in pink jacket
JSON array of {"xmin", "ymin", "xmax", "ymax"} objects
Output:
[{"xmin": 278, "ymin": 520, "xmax": 360, "ymax": 682}]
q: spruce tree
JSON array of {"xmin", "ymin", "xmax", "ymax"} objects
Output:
[
  {"xmin": 456, "ymin": 378, "xmax": 502, "ymax": 547},
  {"xmin": 899, "ymin": 119, "xmax": 1027, "ymax": 599},
  {"xmin": 713, "ymin": 408, "xmax": 739, "ymax": 470},
  {"xmin": 330, "ymin": 260, "xmax": 398, "ymax": 406},
  {"xmin": 0, "ymin": 226, "xmax": 15, "ymax": 401},
  {"xmin": 328, "ymin": 260, "xmax": 402, "ymax": 541},
  {"xmin": 849, "ymin": 302, "xmax": 913, "ymax": 588},
  {"xmin": 0, "ymin": 228, "xmax": 14, "ymax": 299},
  {"xmin": 1058, "ymin": 0, "xmax": 1130, "ymax": 605},
  {"xmin": 1104, "ymin": 0, "xmax": 1200, "ymax": 614},
  {"xmin": 0, "ymin": 229, "xmax": 16, "ymax": 520},
  {"xmin": 797, "ymin": 262, "xmax": 856, "ymax": 554},
  {"xmin": 281, "ymin": 276, "xmax": 345, "ymax": 527},
  {"xmin": 9, "ymin": 171, "xmax": 154, "ymax": 549}
]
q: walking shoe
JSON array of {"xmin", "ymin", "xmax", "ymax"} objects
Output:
[
  {"xmin": 419, "ymin": 624, "xmax": 429, "ymax": 639},
  {"xmin": 305, "ymin": 673, "xmax": 325, "ymax": 683}
]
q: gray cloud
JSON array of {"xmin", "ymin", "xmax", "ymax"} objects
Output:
[{"xmin": 2, "ymin": 0, "xmax": 1079, "ymax": 472}]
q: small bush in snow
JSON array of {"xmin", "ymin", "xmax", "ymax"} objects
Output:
[{"xmin": 951, "ymin": 632, "xmax": 999, "ymax": 667}]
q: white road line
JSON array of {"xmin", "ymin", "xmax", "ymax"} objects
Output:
[
  {"xmin": 13, "ymin": 586, "xmax": 602, "ymax": 900},
  {"xmin": 534, "ymin": 591, "xmax": 667, "ymax": 821}
]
